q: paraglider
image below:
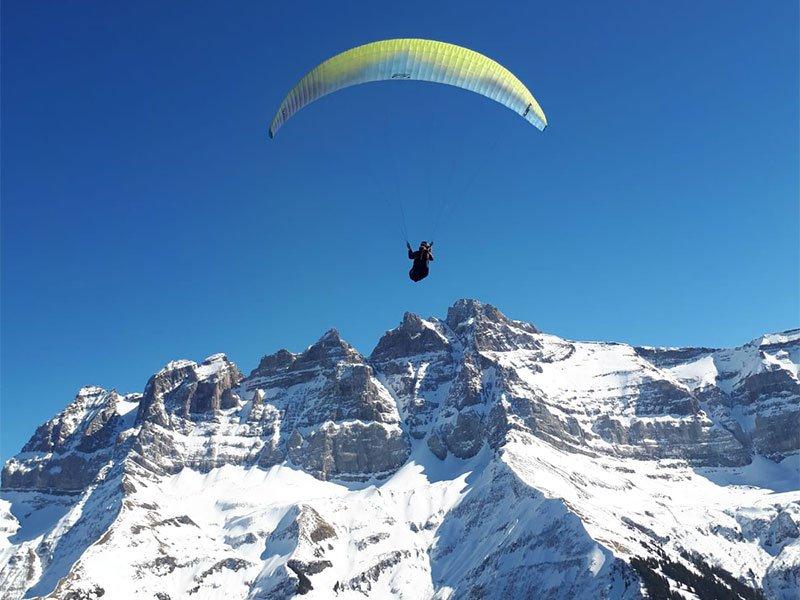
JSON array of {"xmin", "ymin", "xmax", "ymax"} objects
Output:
[
  {"xmin": 268, "ymin": 38, "xmax": 547, "ymax": 283},
  {"xmin": 407, "ymin": 241, "xmax": 434, "ymax": 282}
]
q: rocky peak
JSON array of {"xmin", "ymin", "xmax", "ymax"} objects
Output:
[
  {"xmin": 137, "ymin": 354, "xmax": 242, "ymax": 424},
  {"xmin": 445, "ymin": 299, "xmax": 541, "ymax": 352},
  {"xmin": 233, "ymin": 325, "xmax": 410, "ymax": 482},
  {"xmin": 249, "ymin": 349, "xmax": 296, "ymax": 378},
  {"xmin": 141, "ymin": 360, "xmax": 197, "ymax": 408},
  {"xmin": 370, "ymin": 312, "xmax": 450, "ymax": 363},
  {"xmin": 21, "ymin": 386, "xmax": 120, "ymax": 454},
  {"xmin": 76, "ymin": 385, "xmax": 108, "ymax": 400},
  {"xmin": 194, "ymin": 353, "xmax": 238, "ymax": 381},
  {"xmin": 445, "ymin": 299, "xmax": 510, "ymax": 330},
  {"xmin": 292, "ymin": 328, "xmax": 363, "ymax": 369},
  {"xmin": 2, "ymin": 386, "xmax": 138, "ymax": 492},
  {"xmin": 242, "ymin": 330, "xmax": 365, "ymax": 396}
]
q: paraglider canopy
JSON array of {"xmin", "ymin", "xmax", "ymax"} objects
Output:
[
  {"xmin": 267, "ymin": 38, "xmax": 548, "ymax": 273},
  {"xmin": 268, "ymin": 38, "xmax": 547, "ymax": 138}
]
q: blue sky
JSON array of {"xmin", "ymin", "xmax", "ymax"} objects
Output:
[{"xmin": 2, "ymin": 1, "xmax": 797, "ymax": 461}]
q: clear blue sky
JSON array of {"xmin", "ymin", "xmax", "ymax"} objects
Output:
[{"xmin": 2, "ymin": 1, "xmax": 798, "ymax": 460}]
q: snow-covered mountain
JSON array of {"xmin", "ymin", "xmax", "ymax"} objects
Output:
[{"xmin": 1, "ymin": 299, "xmax": 798, "ymax": 599}]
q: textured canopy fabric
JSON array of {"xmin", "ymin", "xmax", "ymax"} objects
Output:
[{"xmin": 268, "ymin": 38, "xmax": 547, "ymax": 138}]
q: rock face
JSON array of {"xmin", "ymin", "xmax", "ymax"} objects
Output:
[
  {"xmin": 241, "ymin": 329, "xmax": 409, "ymax": 481},
  {"xmin": 137, "ymin": 354, "xmax": 242, "ymax": 423},
  {"xmin": 1, "ymin": 299, "xmax": 798, "ymax": 599},
  {"xmin": 2, "ymin": 387, "xmax": 140, "ymax": 492},
  {"xmin": 637, "ymin": 329, "xmax": 800, "ymax": 462}
]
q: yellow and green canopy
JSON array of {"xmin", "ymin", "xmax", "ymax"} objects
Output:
[{"xmin": 269, "ymin": 38, "xmax": 547, "ymax": 138}]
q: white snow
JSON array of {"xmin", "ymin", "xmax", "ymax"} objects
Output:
[
  {"xmin": 669, "ymin": 355, "xmax": 719, "ymax": 389},
  {"xmin": 61, "ymin": 441, "xmax": 482, "ymax": 600}
]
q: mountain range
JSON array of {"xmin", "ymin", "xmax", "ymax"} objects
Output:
[{"xmin": 1, "ymin": 299, "xmax": 798, "ymax": 599}]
